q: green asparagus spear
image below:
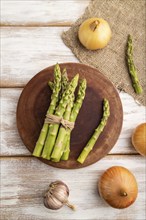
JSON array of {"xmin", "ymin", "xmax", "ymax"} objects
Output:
[
  {"xmin": 41, "ymin": 74, "xmax": 79, "ymax": 159},
  {"xmin": 50, "ymin": 94, "xmax": 74, "ymax": 161},
  {"xmin": 77, "ymin": 99, "xmax": 110, "ymax": 164},
  {"xmin": 32, "ymin": 63, "xmax": 61, "ymax": 157},
  {"xmin": 52, "ymin": 69, "xmax": 69, "ymax": 160},
  {"xmin": 43, "ymin": 68, "xmax": 69, "ymax": 162},
  {"xmin": 61, "ymin": 68, "xmax": 68, "ymax": 96},
  {"xmin": 48, "ymin": 81, "xmax": 54, "ymax": 90},
  {"xmin": 61, "ymin": 79, "xmax": 87, "ymax": 161},
  {"xmin": 126, "ymin": 35, "xmax": 143, "ymax": 94},
  {"xmin": 61, "ymin": 134, "xmax": 70, "ymax": 160}
]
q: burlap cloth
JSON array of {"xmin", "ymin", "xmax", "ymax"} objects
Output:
[{"xmin": 62, "ymin": 0, "xmax": 146, "ymax": 106}]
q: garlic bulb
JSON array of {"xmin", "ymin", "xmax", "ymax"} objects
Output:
[
  {"xmin": 44, "ymin": 181, "xmax": 75, "ymax": 210},
  {"xmin": 78, "ymin": 17, "xmax": 112, "ymax": 50},
  {"xmin": 98, "ymin": 166, "xmax": 138, "ymax": 209},
  {"xmin": 132, "ymin": 123, "xmax": 146, "ymax": 156}
]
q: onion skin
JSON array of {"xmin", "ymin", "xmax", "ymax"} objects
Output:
[
  {"xmin": 132, "ymin": 123, "xmax": 146, "ymax": 156},
  {"xmin": 78, "ymin": 17, "xmax": 112, "ymax": 50},
  {"xmin": 98, "ymin": 166, "xmax": 138, "ymax": 209}
]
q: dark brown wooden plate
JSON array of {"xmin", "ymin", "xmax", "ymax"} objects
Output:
[{"xmin": 17, "ymin": 63, "xmax": 123, "ymax": 169}]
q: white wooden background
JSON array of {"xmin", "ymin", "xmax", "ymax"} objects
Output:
[{"xmin": 1, "ymin": 1, "xmax": 146, "ymax": 220}]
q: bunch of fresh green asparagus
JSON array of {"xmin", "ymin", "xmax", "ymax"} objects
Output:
[
  {"xmin": 32, "ymin": 63, "xmax": 110, "ymax": 164},
  {"xmin": 32, "ymin": 63, "xmax": 87, "ymax": 162}
]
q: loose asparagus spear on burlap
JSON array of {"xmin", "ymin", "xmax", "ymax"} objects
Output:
[
  {"xmin": 77, "ymin": 98, "xmax": 110, "ymax": 164},
  {"xmin": 32, "ymin": 63, "xmax": 61, "ymax": 157},
  {"xmin": 41, "ymin": 74, "xmax": 79, "ymax": 160},
  {"xmin": 126, "ymin": 34, "xmax": 143, "ymax": 94},
  {"xmin": 61, "ymin": 79, "xmax": 87, "ymax": 161}
]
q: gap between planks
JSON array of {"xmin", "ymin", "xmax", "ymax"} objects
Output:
[
  {"xmin": 0, "ymin": 153, "xmax": 139, "ymax": 160},
  {"xmin": 0, "ymin": 23, "xmax": 72, "ymax": 27}
]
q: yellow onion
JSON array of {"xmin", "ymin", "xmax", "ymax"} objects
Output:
[
  {"xmin": 132, "ymin": 123, "xmax": 146, "ymax": 156},
  {"xmin": 98, "ymin": 166, "xmax": 138, "ymax": 209},
  {"xmin": 78, "ymin": 17, "xmax": 112, "ymax": 50}
]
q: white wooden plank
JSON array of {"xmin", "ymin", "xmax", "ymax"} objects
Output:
[
  {"xmin": 1, "ymin": 155, "xmax": 145, "ymax": 220},
  {"xmin": 110, "ymin": 91, "xmax": 146, "ymax": 154},
  {"xmin": 1, "ymin": 27, "xmax": 78, "ymax": 87},
  {"xmin": 1, "ymin": 89, "xmax": 145, "ymax": 156},
  {"xmin": 0, "ymin": 89, "xmax": 30, "ymax": 156},
  {"xmin": 1, "ymin": 0, "xmax": 89, "ymax": 26}
]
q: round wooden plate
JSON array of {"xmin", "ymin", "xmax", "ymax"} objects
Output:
[{"xmin": 17, "ymin": 63, "xmax": 123, "ymax": 169}]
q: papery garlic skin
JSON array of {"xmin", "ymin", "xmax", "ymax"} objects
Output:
[
  {"xmin": 98, "ymin": 166, "xmax": 138, "ymax": 209},
  {"xmin": 132, "ymin": 123, "xmax": 146, "ymax": 157},
  {"xmin": 78, "ymin": 17, "xmax": 112, "ymax": 50}
]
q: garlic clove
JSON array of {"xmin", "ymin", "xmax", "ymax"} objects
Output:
[
  {"xmin": 44, "ymin": 194, "xmax": 63, "ymax": 210},
  {"xmin": 49, "ymin": 181, "xmax": 69, "ymax": 196},
  {"xmin": 52, "ymin": 186, "xmax": 69, "ymax": 203},
  {"xmin": 98, "ymin": 166, "xmax": 138, "ymax": 209}
]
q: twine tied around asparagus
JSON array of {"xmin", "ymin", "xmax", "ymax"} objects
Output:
[{"xmin": 45, "ymin": 114, "xmax": 75, "ymax": 130}]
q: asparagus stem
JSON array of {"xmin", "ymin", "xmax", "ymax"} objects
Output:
[
  {"xmin": 51, "ymin": 158, "xmax": 60, "ymax": 162},
  {"xmin": 41, "ymin": 74, "xmax": 79, "ymax": 159},
  {"xmin": 50, "ymin": 68, "xmax": 69, "ymax": 162},
  {"xmin": 61, "ymin": 134, "xmax": 70, "ymax": 160},
  {"xmin": 60, "ymin": 79, "xmax": 87, "ymax": 160},
  {"xmin": 126, "ymin": 34, "xmax": 143, "ymax": 94},
  {"xmin": 32, "ymin": 63, "xmax": 61, "ymax": 157},
  {"xmin": 48, "ymin": 81, "xmax": 54, "ymax": 90},
  {"xmin": 50, "ymin": 94, "xmax": 74, "ymax": 161},
  {"xmin": 77, "ymin": 99, "xmax": 110, "ymax": 164}
]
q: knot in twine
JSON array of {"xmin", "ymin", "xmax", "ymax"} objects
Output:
[{"xmin": 45, "ymin": 114, "xmax": 74, "ymax": 130}]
